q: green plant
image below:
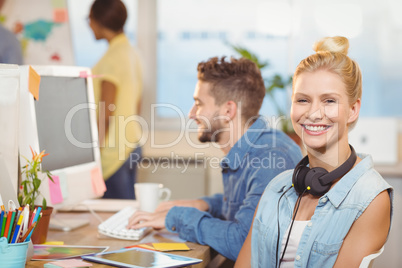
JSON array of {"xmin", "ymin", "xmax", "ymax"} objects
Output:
[
  {"xmin": 230, "ymin": 44, "xmax": 294, "ymax": 133},
  {"xmin": 19, "ymin": 147, "xmax": 53, "ymax": 211}
]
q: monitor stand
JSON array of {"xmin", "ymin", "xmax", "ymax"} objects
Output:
[{"xmin": 49, "ymin": 217, "xmax": 89, "ymax": 232}]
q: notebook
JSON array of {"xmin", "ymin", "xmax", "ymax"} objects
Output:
[{"xmin": 82, "ymin": 247, "xmax": 202, "ymax": 268}]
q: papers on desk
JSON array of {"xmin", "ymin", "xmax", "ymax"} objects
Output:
[{"xmin": 32, "ymin": 245, "xmax": 109, "ymax": 260}]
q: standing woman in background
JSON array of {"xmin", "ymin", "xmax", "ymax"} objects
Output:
[
  {"xmin": 235, "ymin": 36, "xmax": 393, "ymax": 267},
  {"xmin": 89, "ymin": 0, "xmax": 143, "ymax": 199}
]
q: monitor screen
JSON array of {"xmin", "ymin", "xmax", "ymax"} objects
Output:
[
  {"xmin": 19, "ymin": 65, "xmax": 105, "ymax": 210},
  {"xmin": 35, "ymin": 76, "xmax": 94, "ymax": 171}
]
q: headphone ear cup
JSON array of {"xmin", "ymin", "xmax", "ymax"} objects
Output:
[
  {"xmin": 304, "ymin": 167, "xmax": 330, "ymax": 196},
  {"xmin": 292, "ymin": 166, "xmax": 310, "ymax": 194}
]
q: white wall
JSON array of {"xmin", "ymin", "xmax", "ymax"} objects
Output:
[{"xmin": 138, "ymin": 130, "xmax": 224, "ymax": 198}]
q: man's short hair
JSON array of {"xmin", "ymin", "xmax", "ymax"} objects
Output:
[{"xmin": 197, "ymin": 57, "xmax": 265, "ymax": 121}]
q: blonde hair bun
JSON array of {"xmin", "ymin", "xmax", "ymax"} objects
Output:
[{"xmin": 313, "ymin": 36, "xmax": 349, "ymax": 55}]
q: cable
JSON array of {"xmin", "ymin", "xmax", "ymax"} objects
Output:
[
  {"xmin": 275, "ymin": 186, "xmax": 293, "ymax": 268},
  {"xmin": 77, "ymin": 203, "xmax": 104, "ymax": 223},
  {"xmin": 279, "ymin": 189, "xmax": 307, "ymax": 266}
]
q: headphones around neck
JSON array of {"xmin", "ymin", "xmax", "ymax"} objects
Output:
[{"xmin": 292, "ymin": 145, "xmax": 357, "ymax": 196}]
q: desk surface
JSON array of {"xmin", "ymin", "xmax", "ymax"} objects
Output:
[{"xmin": 26, "ymin": 211, "xmax": 211, "ymax": 268}]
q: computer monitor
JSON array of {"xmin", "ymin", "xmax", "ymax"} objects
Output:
[
  {"xmin": 19, "ymin": 65, "xmax": 105, "ymax": 215},
  {"xmin": 0, "ymin": 64, "xmax": 20, "ymax": 206}
]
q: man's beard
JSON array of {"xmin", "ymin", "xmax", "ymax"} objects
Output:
[{"xmin": 198, "ymin": 117, "xmax": 223, "ymax": 143}]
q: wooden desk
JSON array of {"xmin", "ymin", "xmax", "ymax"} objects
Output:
[{"xmin": 26, "ymin": 211, "xmax": 211, "ymax": 268}]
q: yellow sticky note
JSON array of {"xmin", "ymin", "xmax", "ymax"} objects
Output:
[
  {"xmin": 152, "ymin": 243, "xmax": 190, "ymax": 251},
  {"xmin": 28, "ymin": 66, "xmax": 41, "ymax": 100},
  {"xmin": 44, "ymin": 241, "xmax": 64, "ymax": 245}
]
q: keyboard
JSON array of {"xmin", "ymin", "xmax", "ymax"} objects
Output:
[{"xmin": 98, "ymin": 206, "xmax": 151, "ymax": 240}]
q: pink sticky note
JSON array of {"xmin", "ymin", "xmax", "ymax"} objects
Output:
[
  {"xmin": 79, "ymin": 71, "xmax": 103, "ymax": 78},
  {"xmin": 91, "ymin": 167, "xmax": 106, "ymax": 195},
  {"xmin": 48, "ymin": 175, "xmax": 63, "ymax": 204},
  {"xmin": 79, "ymin": 71, "xmax": 88, "ymax": 78},
  {"xmin": 53, "ymin": 9, "xmax": 68, "ymax": 23}
]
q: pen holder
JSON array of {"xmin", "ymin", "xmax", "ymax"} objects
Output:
[
  {"xmin": 0, "ymin": 237, "xmax": 30, "ymax": 268},
  {"xmin": 30, "ymin": 206, "xmax": 53, "ymax": 244}
]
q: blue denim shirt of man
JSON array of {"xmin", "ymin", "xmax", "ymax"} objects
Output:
[
  {"xmin": 165, "ymin": 115, "xmax": 303, "ymax": 260},
  {"xmin": 251, "ymin": 154, "xmax": 393, "ymax": 267}
]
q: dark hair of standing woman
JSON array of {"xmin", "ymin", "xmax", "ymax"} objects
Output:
[{"xmin": 90, "ymin": 0, "xmax": 127, "ymax": 32}]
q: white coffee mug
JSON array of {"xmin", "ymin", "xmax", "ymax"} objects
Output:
[{"xmin": 134, "ymin": 183, "xmax": 171, "ymax": 212}]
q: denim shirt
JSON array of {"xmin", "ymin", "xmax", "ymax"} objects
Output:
[
  {"xmin": 251, "ymin": 154, "xmax": 393, "ymax": 268},
  {"xmin": 165, "ymin": 116, "xmax": 303, "ymax": 260}
]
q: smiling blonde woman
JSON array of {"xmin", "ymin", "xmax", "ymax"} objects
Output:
[{"xmin": 235, "ymin": 36, "xmax": 393, "ymax": 268}]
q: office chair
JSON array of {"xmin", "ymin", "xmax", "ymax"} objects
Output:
[{"xmin": 359, "ymin": 246, "xmax": 384, "ymax": 268}]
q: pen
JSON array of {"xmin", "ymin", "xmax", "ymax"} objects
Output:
[
  {"xmin": 0, "ymin": 194, "xmax": 4, "ymax": 211},
  {"xmin": 11, "ymin": 211, "xmax": 24, "ymax": 243},
  {"xmin": 29, "ymin": 207, "xmax": 37, "ymax": 227},
  {"xmin": 6, "ymin": 210, "xmax": 16, "ymax": 242},
  {"xmin": 36, "ymin": 212, "xmax": 42, "ymax": 226},
  {"xmin": 8, "ymin": 209, "xmax": 19, "ymax": 242},
  {"xmin": 15, "ymin": 207, "xmax": 23, "ymax": 222},
  {"xmin": 11, "ymin": 207, "xmax": 23, "ymax": 235},
  {"xmin": 3, "ymin": 210, "xmax": 12, "ymax": 238},
  {"xmin": 1, "ymin": 213, "xmax": 6, "ymax": 237},
  {"xmin": 32, "ymin": 206, "xmax": 42, "ymax": 225},
  {"xmin": 20, "ymin": 221, "xmax": 37, "ymax": 243},
  {"xmin": 0, "ymin": 211, "xmax": 3, "ymax": 235}
]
